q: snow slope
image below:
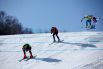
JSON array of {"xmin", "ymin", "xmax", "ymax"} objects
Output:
[{"xmin": 0, "ymin": 32, "xmax": 103, "ymax": 69}]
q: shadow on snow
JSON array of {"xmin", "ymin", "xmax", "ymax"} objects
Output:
[
  {"xmin": 32, "ymin": 57, "xmax": 62, "ymax": 63},
  {"xmin": 59, "ymin": 42, "xmax": 96, "ymax": 48}
]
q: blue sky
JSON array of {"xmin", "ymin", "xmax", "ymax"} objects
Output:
[{"xmin": 0, "ymin": 0, "xmax": 103, "ymax": 32}]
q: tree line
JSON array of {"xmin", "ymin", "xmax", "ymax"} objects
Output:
[{"xmin": 0, "ymin": 11, "xmax": 33, "ymax": 35}]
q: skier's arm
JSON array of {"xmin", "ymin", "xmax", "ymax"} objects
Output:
[
  {"xmin": 97, "ymin": 17, "xmax": 100, "ymax": 20},
  {"xmin": 81, "ymin": 18, "xmax": 84, "ymax": 22},
  {"xmin": 81, "ymin": 19, "xmax": 83, "ymax": 22},
  {"xmin": 51, "ymin": 29, "xmax": 53, "ymax": 34},
  {"xmin": 81, "ymin": 17, "xmax": 86, "ymax": 22}
]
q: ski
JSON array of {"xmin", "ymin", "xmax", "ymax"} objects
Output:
[
  {"xmin": 49, "ymin": 40, "xmax": 64, "ymax": 45},
  {"xmin": 18, "ymin": 58, "xmax": 29, "ymax": 62},
  {"xmin": 18, "ymin": 55, "xmax": 37, "ymax": 62},
  {"xmin": 58, "ymin": 40, "xmax": 64, "ymax": 43}
]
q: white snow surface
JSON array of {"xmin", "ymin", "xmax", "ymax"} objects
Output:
[{"xmin": 0, "ymin": 32, "xmax": 103, "ymax": 69}]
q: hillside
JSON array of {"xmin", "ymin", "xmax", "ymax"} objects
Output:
[{"xmin": 0, "ymin": 32, "xmax": 103, "ymax": 69}]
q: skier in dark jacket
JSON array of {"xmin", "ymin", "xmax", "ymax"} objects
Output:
[
  {"xmin": 92, "ymin": 16, "xmax": 100, "ymax": 29},
  {"xmin": 22, "ymin": 44, "xmax": 33, "ymax": 59},
  {"xmin": 51, "ymin": 27, "xmax": 60, "ymax": 42}
]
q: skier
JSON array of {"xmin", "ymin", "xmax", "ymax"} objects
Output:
[
  {"xmin": 22, "ymin": 43, "xmax": 33, "ymax": 59},
  {"xmin": 81, "ymin": 15, "xmax": 93, "ymax": 28},
  {"xmin": 81, "ymin": 15, "xmax": 100, "ymax": 29},
  {"xmin": 91, "ymin": 16, "xmax": 100, "ymax": 29},
  {"xmin": 51, "ymin": 27, "xmax": 60, "ymax": 42},
  {"xmin": 93, "ymin": 16, "xmax": 97, "ymax": 23}
]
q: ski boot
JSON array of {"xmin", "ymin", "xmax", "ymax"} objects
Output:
[{"xmin": 23, "ymin": 54, "xmax": 27, "ymax": 59}]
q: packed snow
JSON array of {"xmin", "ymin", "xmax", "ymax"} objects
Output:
[{"xmin": 0, "ymin": 32, "xmax": 103, "ymax": 69}]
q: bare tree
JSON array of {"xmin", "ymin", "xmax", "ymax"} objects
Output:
[{"xmin": 0, "ymin": 11, "xmax": 33, "ymax": 35}]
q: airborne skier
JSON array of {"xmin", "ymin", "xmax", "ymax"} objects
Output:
[
  {"xmin": 81, "ymin": 15, "xmax": 93, "ymax": 28},
  {"xmin": 81, "ymin": 15, "xmax": 99, "ymax": 29}
]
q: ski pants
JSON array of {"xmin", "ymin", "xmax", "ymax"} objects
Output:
[
  {"xmin": 86, "ymin": 20, "xmax": 91, "ymax": 27},
  {"xmin": 52, "ymin": 33, "xmax": 60, "ymax": 42}
]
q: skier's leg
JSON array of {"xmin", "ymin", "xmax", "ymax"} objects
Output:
[
  {"xmin": 89, "ymin": 21, "xmax": 91, "ymax": 26},
  {"xmin": 29, "ymin": 50, "xmax": 33, "ymax": 58},
  {"xmin": 89, "ymin": 20, "xmax": 92, "ymax": 28},
  {"xmin": 28, "ymin": 47, "xmax": 33, "ymax": 58},
  {"xmin": 56, "ymin": 34, "xmax": 60, "ymax": 42},
  {"xmin": 92, "ymin": 23, "xmax": 95, "ymax": 28},
  {"xmin": 86, "ymin": 20, "xmax": 88, "ymax": 28},
  {"xmin": 86, "ymin": 20, "xmax": 91, "ymax": 28},
  {"xmin": 22, "ymin": 48, "xmax": 27, "ymax": 59},
  {"xmin": 93, "ymin": 24, "xmax": 95, "ymax": 28},
  {"xmin": 53, "ymin": 34, "xmax": 56, "ymax": 42}
]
